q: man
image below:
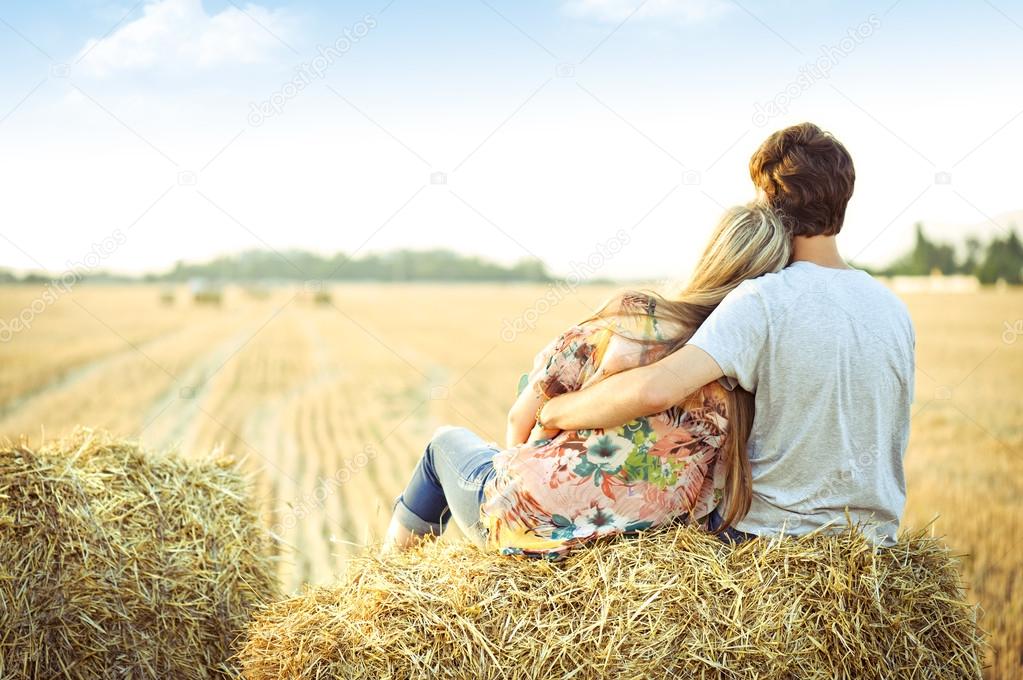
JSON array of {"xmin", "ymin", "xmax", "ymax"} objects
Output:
[{"xmin": 540, "ymin": 122, "xmax": 915, "ymax": 546}]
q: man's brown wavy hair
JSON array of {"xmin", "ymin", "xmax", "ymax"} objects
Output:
[{"xmin": 749, "ymin": 122, "xmax": 855, "ymax": 237}]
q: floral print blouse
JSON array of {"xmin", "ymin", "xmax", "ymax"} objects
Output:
[{"xmin": 480, "ymin": 294, "xmax": 730, "ymax": 559}]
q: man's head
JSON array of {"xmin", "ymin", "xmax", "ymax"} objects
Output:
[{"xmin": 749, "ymin": 122, "xmax": 855, "ymax": 237}]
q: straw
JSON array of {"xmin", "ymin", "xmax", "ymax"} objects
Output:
[
  {"xmin": 241, "ymin": 525, "xmax": 984, "ymax": 680},
  {"xmin": 0, "ymin": 428, "xmax": 278, "ymax": 679}
]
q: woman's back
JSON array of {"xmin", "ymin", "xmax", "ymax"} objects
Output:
[{"xmin": 481, "ymin": 294, "xmax": 732, "ymax": 558}]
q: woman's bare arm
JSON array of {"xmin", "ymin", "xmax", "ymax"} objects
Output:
[
  {"xmin": 539, "ymin": 344, "xmax": 724, "ymax": 431},
  {"xmin": 505, "ymin": 382, "xmax": 546, "ymax": 448}
]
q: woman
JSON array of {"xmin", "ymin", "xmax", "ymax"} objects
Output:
[{"xmin": 383, "ymin": 202, "xmax": 790, "ymax": 558}]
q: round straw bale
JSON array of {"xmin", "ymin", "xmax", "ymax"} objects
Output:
[
  {"xmin": 241, "ymin": 526, "xmax": 983, "ymax": 680},
  {"xmin": 0, "ymin": 429, "xmax": 278, "ymax": 679}
]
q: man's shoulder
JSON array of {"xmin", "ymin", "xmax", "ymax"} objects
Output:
[
  {"xmin": 726, "ymin": 265, "xmax": 799, "ymax": 304},
  {"xmin": 859, "ymin": 273, "xmax": 910, "ymax": 312},
  {"xmin": 739, "ymin": 264, "xmax": 911, "ymax": 324},
  {"xmin": 824, "ymin": 267, "xmax": 912, "ymax": 322},
  {"xmin": 746, "ymin": 263, "xmax": 897, "ymax": 301}
]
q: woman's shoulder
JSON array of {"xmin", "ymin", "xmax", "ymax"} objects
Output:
[
  {"xmin": 590, "ymin": 291, "xmax": 683, "ymax": 342},
  {"xmin": 599, "ymin": 291, "xmax": 657, "ymax": 320}
]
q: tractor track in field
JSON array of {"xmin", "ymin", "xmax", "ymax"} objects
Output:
[
  {"xmin": 0, "ymin": 324, "xmax": 198, "ymax": 423},
  {"xmin": 233, "ymin": 313, "xmax": 360, "ymax": 588},
  {"xmin": 250, "ymin": 313, "xmax": 455, "ymax": 586},
  {"xmin": 138, "ymin": 316, "xmax": 280, "ymax": 456}
]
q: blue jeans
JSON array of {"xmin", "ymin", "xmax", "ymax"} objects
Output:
[
  {"xmin": 393, "ymin": 426, "xmax": 498, "ymax": 544},
  {"xmin": 707, "ymin": 508, "xmax": 755, "ymax": 545}
]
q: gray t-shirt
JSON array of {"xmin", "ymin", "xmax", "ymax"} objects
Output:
[{"xmin": 688, "ymin": 261, "xmax": 915, "ymax": 545}]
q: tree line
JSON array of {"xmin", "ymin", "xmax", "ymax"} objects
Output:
[
  {"xmin": 879, "ymin": 223, "xmax": 1023, "ymax": 285},
  {"xmin": 3, "ymin": 227, "xmax": 1021, "ymax": 286},
  {"xmin": 1, "ymin": 249, "xmax": 554, "ymax": 284}
]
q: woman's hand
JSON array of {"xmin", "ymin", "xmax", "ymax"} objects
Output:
[
  {"xmin": 505, "ymin": 381, "xmax": 548, "ymax": 448},
  {"xmin": 532, "ymin": 401, "xmax": 559, "ymax": 442}
]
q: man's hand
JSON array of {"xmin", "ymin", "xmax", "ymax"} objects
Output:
[{"xmin": 539, "ymin": 344, "xmax": 724, "ymax": 430}]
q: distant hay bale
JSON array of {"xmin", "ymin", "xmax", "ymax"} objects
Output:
[
  {"xmin": 297, "ymin": 288, "xmax": 333, "ymax": 305},
  {"xmin": 244, "ymin": 285, "xmax": 271, "ymax": 301},
  {"xmin": 241, "ymin": 527, "xmax": 983, "ymax": 680},
  {"xmin": 194, "ymin": 290, "xmax": 224, "ymax": 305},
  {"xmin": 0, "ymin": 429, "xmax": 278, "ymax": 679},
  {"xmin": 190, "ymin": 278, "xmax": 224, "ymax": 305}
]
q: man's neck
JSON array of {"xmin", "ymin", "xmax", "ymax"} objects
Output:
[{"xmin": 791, "ymin": 235, "xmax": 851, "ymax": 269}]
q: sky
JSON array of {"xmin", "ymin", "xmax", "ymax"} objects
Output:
[{"xmin": 1, "ymin": 0, "xmax": 1022, "ymax": 280}]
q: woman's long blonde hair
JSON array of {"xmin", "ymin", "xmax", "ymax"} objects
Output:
[{"xmin": 588, "ymin": 202, "xmax": 791, "ymax": 530}]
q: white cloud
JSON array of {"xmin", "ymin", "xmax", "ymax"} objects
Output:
[
  {"xmin": 75, "ymin": 0, "xmax": 294, "ymax": 77},
  {"xmin": 564, "ymin": 0, "xmax": 732, "ymax": 24}
]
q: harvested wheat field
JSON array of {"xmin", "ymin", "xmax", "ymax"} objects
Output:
[
  {"xmin": 240, "ymin": 526, "xmax": 983, "ymax": 680},
  {"xmin": 0, "ymin": 284, "xmax": 1020, "ymax": 678},
  {"xmin": 0, "ymin": 428, "xmax": 278, "ymax": 679}
]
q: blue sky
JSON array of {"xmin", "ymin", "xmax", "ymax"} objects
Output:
[{"xmin": 1, "ymin": 0, "xmax": 1022, "ymax": 279}]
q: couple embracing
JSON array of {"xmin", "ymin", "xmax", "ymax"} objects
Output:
[{"xmin": 383, "ymin": 122, "xmax": 915, "ymax": 558}]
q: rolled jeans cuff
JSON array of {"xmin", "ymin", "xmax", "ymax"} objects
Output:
[{"xmin": 392, "ymin": 495, "xmax": 446, "ymax": 536}]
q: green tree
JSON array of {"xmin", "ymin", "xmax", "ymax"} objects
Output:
[
  {"xmin": 961, "ymin": 235, "xmax": 983, "ymax": 275},
  {"xmin": 150, "ymin": 248, "xmax": 554, "ymax": 283},
  {"xmin": 976, "ymin": 226, "xmax": 1023, "ymax": 285},
  {"xmin": 886, "ymin": 223, "xmax": 958, "ymax": 275}
]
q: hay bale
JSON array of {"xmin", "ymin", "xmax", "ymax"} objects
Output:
[
  {"xmin": 241, "ymin": 527, "xmax": 983, "ymax": 680},
  {"xmin": 0, "ymin": 429, "xmax": 278, "ymax": 679}
]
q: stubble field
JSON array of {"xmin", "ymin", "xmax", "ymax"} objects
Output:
[{"xmin": 0, "ymin": 283, "xmax": 1019, "ymax": 678}]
